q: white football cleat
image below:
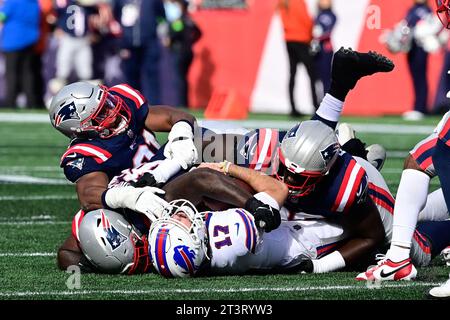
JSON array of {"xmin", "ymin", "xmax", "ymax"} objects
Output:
[
  {"xmin": 366, "ymin": 144, "xmax": 387, "ymax": 171},
  {"xmin": 428, "ymin": 277, "xmax": 450, "ymax": 300},
  {"xmin": 356, "ymin": 256, "xmax": 417, "ymax": 281},
  {"xmin": 336, "ymin": 123, "xmax": 356, "ymax": 146}
]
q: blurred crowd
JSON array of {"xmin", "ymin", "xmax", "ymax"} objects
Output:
[{"xmin": 0, "ymin": 0, "xmax": 201, "ymax": 109}]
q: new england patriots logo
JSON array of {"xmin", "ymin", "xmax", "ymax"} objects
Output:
[
  {"xmin": 54, "ymin": 102, "xmax": 80, "ymax": 126},
  {"xmin": 101, "ymin": 211, "xmax": 128, "ymax": 251},
  {"xmin": 173, "ymin": 245, "xmax": 197, "ymax": 275},
  {"xmin": 287, "ymin": 123, "xmax": 300, "ymax": 138},
  {"xmin": 320, "ymin": 143, "xmax": 340, "ymax": 163}
]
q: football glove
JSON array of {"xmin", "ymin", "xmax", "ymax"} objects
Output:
[
  {"xmin": 295, "ymin": 255, "xmax": 314, "ymax": 273},
  {"xmin": 164, "ymin": 121, "xmax": 198, "ymax": 170},
  {"xmin": 244, "ymin": 196, "xmax": 281, "ymax": 232},
  {"xmin": 131, "ymin": 172, "xmax": 162, "ymax": 188},
  {"xmin": 103, "ymin": 186, "xmax": 168, "ymax": 222}
]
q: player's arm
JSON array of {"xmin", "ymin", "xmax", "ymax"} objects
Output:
[
  {"xmin": 163, "ymin": 167, "xmax": 282, "ymax": 232},
  {"xmin": 145, "ymin": 106, "xmax": 198, "ymax": 169},
  {"xmin": 225, "ymin": 161, "xmax": 289, "ymax": 207},
  {"xmin": 76, "ymin": 171, "xmax": 110, "ymax": 212},
  {"xmin": 144, "ymin": 105, "xmax": 196, "ymax": 132},
  {"xmin": 304, "ymin": 196, "xmax": 385, "ymax": 273}
]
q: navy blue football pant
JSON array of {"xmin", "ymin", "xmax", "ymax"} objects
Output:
[{"xmin": 407, "ymin": 45, "xmax": 429, "ymax": 114}]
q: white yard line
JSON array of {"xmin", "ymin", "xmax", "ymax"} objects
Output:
[
  {"xmin": 0, "ymin": 195, "xmax": 76, "ymax": 201},
  {"xmin": 0, "ymin": 282, "xmax": 441, "ymax": 297},
  {"xmin": 0, "ymin": 175, "xmax": 71, "ymax": 185},
  {"xmin": 0, "ymin": 113, "xmax": 435, "ymax": 134},
  {"xmin": 0, "ymin": 221, "xmax": 69, "ymax": 226},
  {"xmin": 0, "ymin": 252, "xmax": 56, "ymax": 257}
]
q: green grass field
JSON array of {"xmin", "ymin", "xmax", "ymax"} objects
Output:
[{"xmin": 0, "ymin": 110, "xmax": 449, "ymax": 300}]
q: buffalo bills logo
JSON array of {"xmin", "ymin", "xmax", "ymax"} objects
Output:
[
  {"xmin": 173, "ymin": 245, "xmax": 197, "ymax": 275},
  {"xmin": 54, "ymin": 102, "xmax": 80, "ymax": 126},
  {"xmin": 320, "ymin": 143, "xmax": 340, "ymax": 163},
  {"xmin": 101, "ymin": 211, "xmax": 128, "ymax": 251}
]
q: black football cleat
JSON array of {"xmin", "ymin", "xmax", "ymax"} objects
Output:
[{"xmin": 331, "ymin": 47, "xmax": 395, "ymax": 91}]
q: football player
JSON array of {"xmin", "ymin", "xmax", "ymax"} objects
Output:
[
  {"xmin": 49, "ymin": 82, "xmax": 198, "ymax": 269},
  {"xmin": 59, "ymin": 47, "xmax": 394, "ymax": 271},
  {"xmin": 148, "ymin": 159, "xmax": 450, "ymax": 278},
  {"xmin": 357, "ymin": 0, "xmax": 450, "ymax": 299}
]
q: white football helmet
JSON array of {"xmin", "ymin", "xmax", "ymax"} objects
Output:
[
  {"xmin": 78, "ymin": 209, "xmax": 151, "ymax": 274},
  {"xmin": 49, "ymin": 82, "xmax": 131, "ymax": 139},
  {"xmin": 275, "ymin": 120, "xmax": 341, "ymax": 198},
  {"xmin": 148, "ymin": 199, "xmax": 208, "ymax": 278}
]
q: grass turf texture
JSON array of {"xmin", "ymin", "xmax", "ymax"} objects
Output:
[{"xmin": 0, "ymin": 112, "xmax": 448, "ymax": 300}]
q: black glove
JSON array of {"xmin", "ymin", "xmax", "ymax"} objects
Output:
[
  {"xmin": 131, "ymin": 172, "xmax": 160, "ymax": 188},
  {"xmin": 296, "ymin": 255, "xmax": 314, "ymax": 273},
  {"xmin": 244, "ymin": 197, "xmax": 281, "ymax": 232}
]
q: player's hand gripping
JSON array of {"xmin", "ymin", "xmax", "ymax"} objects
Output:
[
  {"xmin": 164, "ymin": 121, "xmax": 198, "ymax": 170},
  {"xmin": 244, "ymin": 196, "xmax": 281, "ymax": 232}
]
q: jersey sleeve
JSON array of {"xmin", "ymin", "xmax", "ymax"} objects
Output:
[
  {"xmin": 109, "ymin": 84, "xmax": 149, "ymax": 130},
  {"xmin": 235, "ymin": 128, "xmax": 281, "ymax": 173},
  {"xmin": 60, "ymin": 143, "xmax": 112, "ymax": 183},
  {"xmin": 331, "ymin": 158, "xmax": 368, "ymax": 214},
  {"xmin": 207, "ymin": 209, "xmax": 260, "ymax": 269}
]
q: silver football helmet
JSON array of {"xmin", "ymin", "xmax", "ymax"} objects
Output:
[
  {"xmin": 148, "ymin": 199, "xmax": 208, "ymax": 278},
  {"xmin": 48, "ymin": 82, "xmax": 131, "ymax": 139},
  {"xmin": 275, "ymin": 120, "xmax": 341, "ymax": 198},
  {"xmin": 78, "ymin": 209, "xmax": 150, "ymax": 274}
]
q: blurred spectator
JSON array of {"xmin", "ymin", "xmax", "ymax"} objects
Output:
[
  {"xmin": 311, "ymin": 0, "xmax": 336, "ymax": 94},
  {"xmin": 403, "ymin": 0, "xmax": 432, "ymax": 121},
  {"xmin": 113, "ymin": 0, "xmax": 166, "ymax": 104},
  {"xmin": 33, "ymin": 0, "xmax": 56, "ymax": 109},
  {"xmin": 164, "ymin": 0, "xmax": 201, "ymax": 107},
  {"xmin": 278, "ymin": 0, "xmax": 319, "ymax": 117},
  {"xmin": 0, "ymin": 0, "xmax": 41, "ymax": 108},
  {"xmin": 89, "ymin": 1, "xmax": 122, "ymax": 83},
  {"xmin": 50, "ymin": 0, "xmax": 97, "ymax": 96},
  {"xmin": 433, "ymin": 35, "xmax": 450, "ymax": 114}
]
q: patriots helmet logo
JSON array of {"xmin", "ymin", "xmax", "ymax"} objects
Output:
[
  {"xmin": 101, "ymin": 211, "xmax": 128, "ymax": 251},
  {"xmin": 286, "ymin": 123, "xmax": 300, "ymax": 138},
  {"xmin": 54, "ymin": 102, "xmax": 80, "ymax": 127},
  {"xmin": 173, "ymin": 245, "xmax": 197, "ymax": 275},
  {"xmin": 320, "ymin": 142, "xmax": 340, "ymax": 163}
]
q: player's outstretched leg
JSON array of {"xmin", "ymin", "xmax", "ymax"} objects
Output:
[{"xmin": 329, "ymin": 47, "xmax": 395, "ymax": 101}]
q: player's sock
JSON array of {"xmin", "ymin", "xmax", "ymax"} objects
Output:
[
  {"xmin": 416, "ymin": 220, "xmax": 450, "ymax": 258},
  {"xmin": 329, "ymin": 47, "xmax": 394, "ymax": 101},
  {"xmin": 311, "ymin": 94, "xmax": 344, "ymax": 129},
  {"xmin": 388, "ymin": 169, "xmax": 431, "ymax": 262}
]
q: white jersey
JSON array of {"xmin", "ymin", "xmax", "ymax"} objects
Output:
[
  {"xmin": 206, "ymin": 207, "xmax": 346, "ymax": 274},
  {"xmin": 108, "ymin": 158, "xmax": 182, "ymax": 188}
]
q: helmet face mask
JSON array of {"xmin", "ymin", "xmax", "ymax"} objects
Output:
[
  {"xmin": 49, "ymin": 82, "xmax": 131, "ymax": 139},
  {"xmin": 274, "ymin": 148, "xmax": 325, "ymax": 198},
  {"xmin": 436, "ymin": 0, "xmax": 450, "ymax": 29},
  {"xmin": 81, "ymin": 86, "xmax": 131, "ymax": 139},
  {"xmin": 148, "ymin": 199, "xmax": 209, "ymax": 278}
]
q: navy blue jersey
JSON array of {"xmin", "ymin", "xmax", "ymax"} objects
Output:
[
  {"xmin": 284, "ymin": 151, "xmax": 368, "ymax": 217},
  {"xmin": 55, "ymin": 0, "xmax": 97, "ymax": 37},
  {"xmin": 60, "ymin": 84, "xmax": 160, "ymax": 183},
  {"xmin": 237, "ymin": 129, "xmax": 369, "ymax": 217}
]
